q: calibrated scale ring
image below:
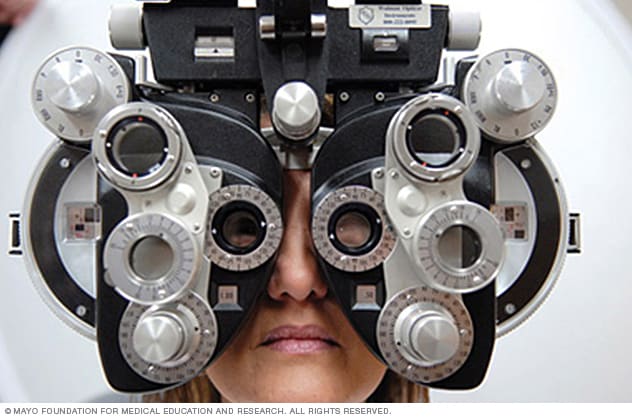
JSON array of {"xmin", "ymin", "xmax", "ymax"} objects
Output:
[
  {"xmin": 312, "ymin": 186, "xmax": 396, "ymax": 272},
  {"xmin": 377, "ymin": 286, "xmax": 474, "ymax": 384},
  {"xmin": 104, "ymin": 213, "xmax": 199, "ymax": 304},
  {"xmin": 92, "ymin": 103, "xmax": 183, "ymax": 191},
  {"xmin": 119, "ymin": 291, "xmax": 218, "ymax": 385},
  {"xmin": 415, "ymin": 201, "xmax": 505, "ymax": 293},
  {"xmin": 205, "ymin": 184, "xmax": 283, "ymax": 271},
  {"xmin": 31, "ymin": 46, "xmax": 131, "ymax": 143},
  {"xmin": 463, "ymin": 49, "xmax": 558, "ymax": 143},
  {"xmin": 388, "ymin": 93, "xmax": 480, "ymax": 183}
]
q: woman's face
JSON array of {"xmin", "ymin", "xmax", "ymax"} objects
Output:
[{"xmin": 206, "ymin": 170, "xmax": 387, "ymax": 402}]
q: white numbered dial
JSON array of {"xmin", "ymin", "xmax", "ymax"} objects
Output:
[
  {"xmin": 119, "ymin": 292, "xmax": 218, "ymax": 384},
  {"xmin": 463, "ymin": 49, "xmax": 557, "ymax": 143},
  {"xmin": 377, "ymin": 286, "xmax": 474, "ymax": 383},
  {"xmin": 32, "ymin": 46, "xmax": 131, "ymax": 143},
  {"xmin": 104, "ymin": 213, "xmax": 199, "ymax": 305}
]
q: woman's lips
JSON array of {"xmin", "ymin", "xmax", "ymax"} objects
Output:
[{"xmin": 260, "ymin": 325, "xmax": 340, "ymax": 354}]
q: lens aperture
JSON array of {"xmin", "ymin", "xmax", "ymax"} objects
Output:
[
  {"xmin": 334, "ymin": 212, "xmax": 372, "ymax": 250},
  {"xmin": 212, "ymin": 202, "xmax": 266, "ymax": 255},
  {"xmin": 329, "ymin": 204, "xmax": 382, "ymax": 256},
  {"xmin": 107, "ymin": 117, "xmax": 168, "ymax": 177},
  {"xmin": 130, "ymin": 236, "xmax": 175, "ymax": 281},
  {"xmin": 407, "ymin": 112, "xmax": 463, "ymax": 168},
  {"xmin": 222, "ymin": 210, "xmax": 261, "ymax": 250},
  {"xmin": 437, "ymin": 225, "xmax": 482, "ymax": 270}
]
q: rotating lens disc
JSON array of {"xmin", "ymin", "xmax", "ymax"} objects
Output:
[
  {"xmin": 205, "ymin": 185, "xmax": 283, "ymax": 271},
  {"xmin": 388, "ymin": 94, "xmax": 480, "ymax": 183},
  {"xmin": 119, "ymin": 291, "xmax": 218, "ymax": 384},
  {"xmin": 104, "ymin": 213, "xmax": 198, "ymax": 304},
  {"xmin": 312, "ymin": 186, "xmax": 396, "ymax": 272},
  {"xmin": 414, "ymin": 201, "xmax": 504, "ymax": 293},
  {"xmin": 376, "ymin": 286, "xmax": 474, "ymax": 384},
  {"xmin": 93, "ymin": 103, "xmax": 182, "ymax": 191}
]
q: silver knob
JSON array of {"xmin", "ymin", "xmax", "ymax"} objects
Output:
[
  {"xmin": 493, "ymin": 61, "xmax": 545, "ymax": 113},
  {"xmin": 409, "ymin": 313, "xmax": 460, "ymax": 364},
  {"xmin": 462, "ymin": 49, "xmax": 558, "ymax": 143},
  {"xmin": 272, "ymin": 81, "xmax": 321, "ymax": 141},
  {"xmin": 109, "ymin": 3, "xmax": 146, "ymax": 50},
  {"xmin": 132, "ymin": 312, "xmax": 188, "ymax": 364},
  {"xmin": 32, "ymin": 46, "xmax": 131, "ymax": 143},
  {"xmin": 395, "ymin": 304, "xmax": 460, "ymax": 366},
  {"xmin": 45, "ymin": 61, "xmax": 99, "ymax": 113}
]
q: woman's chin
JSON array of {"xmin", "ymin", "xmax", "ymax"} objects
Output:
[{"xmin": 214, "ymin": 364, "xmax": 367, "ymax": 403}]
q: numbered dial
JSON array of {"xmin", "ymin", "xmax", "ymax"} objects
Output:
[
  {"xmin": 32, "ymin": 46, "xmax": 130, "ymax": 143},
  {"xmin": 463, "ymin": 49, "xmax": 557, "ymax": 143},
  {"xmin": 119, "ymin": 292, "xmax": 218, "ymax": 384},
  {"xmin": 205, "ymin": 185, "xmax": 283, "ymax": 271},
  {"xmin": 104, "ymin": 213, "xmax": 199, "ymax": 304},
  {"xmin": 312, "ymin": 186, "xmax": 396, "ymax": 272},
  {"xmin": 415, "ymin": 202, "xmax": 504, "ymax": 293},
  {"xmin": 377, "ymin": 286, "xmax": 474, "ymax": 384}
]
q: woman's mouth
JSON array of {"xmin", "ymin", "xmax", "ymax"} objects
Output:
[{"xmin": 260, "ymin": 325, "xmax": 340, "ymax": 354}]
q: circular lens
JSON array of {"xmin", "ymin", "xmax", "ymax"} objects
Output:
[
  {"xmin": 334, "ymin": 212, "xmax": 372, "ymax": 249},
  {"xmin": 212, "ymin": 202, "xmax": 266, "ymax": 255},
  {"xmin": 130, "ymin": 236, "xmax": 175, "ymax": 281},
  {"xmin": 407, "ymin": 113, "xmax": 462, "ymax": 167},
  {"xmin": 108, "ymin": 117, "xmax": 167, "ymax": 176},
  {"xmin": 328, "ymin": 204, "xmax": 382, "ymax": 256},
  {"xmin": 222, "ymin": 210, "xmax": 261, "ymax": 250},
  {"xmin": 437, "ymin": 225, "xmax": 482, "ymax": 269}
]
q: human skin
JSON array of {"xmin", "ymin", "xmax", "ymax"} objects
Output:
[
  {"xmin": 0, "ymin": 0, "xmax": 38, "ymax": 25},
  {"xmin": 206, "ymin": 170, "xmax": 387, "ymax": 402}
]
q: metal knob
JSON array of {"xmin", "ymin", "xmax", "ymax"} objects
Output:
[
  {"xmin": 44, "ymin": 61, "xmax": 99, "ymax": 113},
  {"xmin": 409, "ymin": 313, "xmax": 460, "ymax": 364},
  {"xmin": 395, "ymin": 304, "xmax": 460, "ymax": 366},
  {"xmin": 272, "ymin": 81, "xmax": 321, "ymax": 141},
  {"xmin": 132, "ymin": 312, "xmax": 188, "ymax": 364},
  {"xmin": 109, "ymin": 3, "xmax": 146, "ymax": 50},
  {"xmin": 493, "ymin": 61, "xmax": 546, "ymax": 113}
]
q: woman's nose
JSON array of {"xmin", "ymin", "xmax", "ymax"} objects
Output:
[{"xmin": 266, "ymin": 171, "xmax": 328, "ymax": 302}]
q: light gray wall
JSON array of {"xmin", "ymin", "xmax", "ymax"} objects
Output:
[{"xmin": 613, "ymin": 0, "xmax": 632, "ymax": 24}]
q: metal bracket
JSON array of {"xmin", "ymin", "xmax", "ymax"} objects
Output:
[
  {"xmin": 259, "ymin": 13, "xmax": 327, "ymax": 40},
  {"xmin": 568, "ymin": 213, "xmax": 582, "ymax": 254},
  {"xmin": 8, "ymin": 213, "xmax": 22, "ymax": 256},
  {"xmin": 262, "ymin": 126, "xmax": 333, "ymax": 169}
]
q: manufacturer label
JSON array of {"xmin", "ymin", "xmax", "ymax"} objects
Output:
[{"xmin": 349, "ymin": 4, "xmax": 431, "ymax": 29}]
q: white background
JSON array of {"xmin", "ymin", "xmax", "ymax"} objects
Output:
[{"xmin": 0, "ymin": 0, "xmax": 631, "ymax": 402}]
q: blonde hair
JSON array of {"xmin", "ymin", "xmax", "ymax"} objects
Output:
[{"xmin": 144, "ymin": 371, "xmax": 429, "ymax": 403}]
